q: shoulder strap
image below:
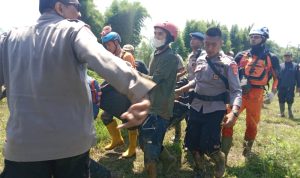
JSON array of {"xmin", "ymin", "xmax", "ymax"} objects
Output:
[{"xmin": 206, "ymin": 57, "xmax": 229, "ymax": 90}]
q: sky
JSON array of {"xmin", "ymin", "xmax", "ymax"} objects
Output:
[{"xmin": 0, "ymin": 0, "xmax": 299, "ymax": 48}]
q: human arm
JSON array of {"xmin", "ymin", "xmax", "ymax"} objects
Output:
[
  {"xmin": 177, "ymin": 68, "xmax": 187, "ymax": 80},
  {"xmin": 223, "ymin": 61, "xmax": 242, "ymax": 128},
  {"xmin": 296, "ymin": 64, "xmax": 300, "ymax": 92},
  {"xmin": 175, "ymin": 80, "xmax": 196, "ymax": 98},
  {"xmin": 73, "ymin": 27, "xmax": 156, "ymax": 127},
  {"xmin": 270, "ymin": 54, "xmax": 280, "ymax": 94},
  {"xmin": 123, "ymin": 52, "xmax": 136, "ymax": 69}
]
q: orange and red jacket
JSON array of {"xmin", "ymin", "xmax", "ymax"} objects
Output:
[{"xmin": 235, "ymin": 49, "xmax": 280, "ymax": 90}]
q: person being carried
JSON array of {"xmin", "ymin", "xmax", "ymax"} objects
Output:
[{"xmin": 100, "ymin": 31, "xmax": 138, "ymax": 158}]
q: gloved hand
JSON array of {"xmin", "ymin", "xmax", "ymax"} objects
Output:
[{"xmin": 264, "ymin": 92, "xmax": 275, "ymax": 104}]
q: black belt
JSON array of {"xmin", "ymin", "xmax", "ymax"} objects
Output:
[
  {"xmin": 251, "ymin": 85, "xmax": 265, "ymax": 89},
  {"xmin": 193, "ymin": 92, "xmax": 228, "ymax": 102}
]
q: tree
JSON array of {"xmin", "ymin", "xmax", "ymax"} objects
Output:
[
  {"xmin": 135, "ymin": 39, "xmax": 153, "ymax": 67},
  {"xmin": 104, "ymin": 0, "xmax": 149, "ymax": 47},
  {"xmin": 182, "ymin": 20, "xmax": 207, "ymax": 53},
  {"xmin": 220, "ymin": 25, "xmax": 231, "ymax": 53},
  {"xmin": 171, "ymin": 33, "xmax": 188, "ymax": 59},
  {"xmin": 79, "ymin": 0, "xmax": 104, "ymax": 40}
]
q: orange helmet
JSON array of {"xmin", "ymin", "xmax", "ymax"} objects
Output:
[{"xmin": 154, "ymin": 21, "xmax": 178, "ymax": 41}]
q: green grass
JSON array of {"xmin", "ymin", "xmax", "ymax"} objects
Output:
[{"xmin": 1, "ymin": 95, "xmax": 300, "ymax": 178}]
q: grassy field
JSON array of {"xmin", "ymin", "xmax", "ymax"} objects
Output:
[{"xmin": 0, "ymin": 95, "xmax": 300, "ymax": 178}]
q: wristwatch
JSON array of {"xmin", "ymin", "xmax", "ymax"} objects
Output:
[{"xmin": 232, "ymin": 109, "xmax": 239, "ymax": 117}]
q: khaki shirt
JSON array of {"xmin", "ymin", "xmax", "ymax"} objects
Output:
[
  {"xmin": 186, "ymin": 50, "xmax": 206, "ymax": 81},
  {"xmin": 0, "ymin": 12, "xmax": 155, "ymax": 162},
  {"xmin": 191, "ymin": 53, "xmax": 242, "ymax": 113}
]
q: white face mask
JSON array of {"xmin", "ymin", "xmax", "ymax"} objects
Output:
[{"xmin": 152, "ymin": 38, "xmax": 166, "ymax": 48}]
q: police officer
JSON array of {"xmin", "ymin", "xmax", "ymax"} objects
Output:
[
  {"xmin": 0, "ymin": 1, "xmax": 155, "ymax": 177},
  {"xmin": 176, "ymin": 27, "xmax": 242, "ymax": 178},
  {"xmin": 170, "ymin": 32, "xmax": 205, "ymax": 144},
  {"xmin": 187, "ymin": 32, "xmax": 205, "ymax": 81},
  {"xmin": 278, "ymin": 51, "xmax": 300, "ymax": 118},
  {"xmin": 222, "ymin": 26, "xmax": 280, "ymax": 160}
]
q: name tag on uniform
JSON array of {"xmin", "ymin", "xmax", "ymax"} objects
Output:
[{"xmin": 213, "ymin": 74, "xmax": 219, "ymax": 80}]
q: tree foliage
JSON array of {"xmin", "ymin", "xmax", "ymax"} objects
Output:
[
  {"xmin": 135, "ymin": 39, "xmax": 153, "ymax": 67},
  {"xmin": 79, "ymin": 0, "xmax": 104, "ymax": 40},
  {"xmin": 104, "ymin": 0, "xmax": 149, "ymax": 47},
  {"xmin": 171, "ymin": 34, "xmax": 188, "ymax": 59},
  {"xmin": 78, "ymin": 0, "xmax": 289, "ymax": 63}
]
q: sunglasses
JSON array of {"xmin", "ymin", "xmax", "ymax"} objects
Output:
[{"xmin": 284, "ymin": 55, "xmax": 291, "ymax": 57}]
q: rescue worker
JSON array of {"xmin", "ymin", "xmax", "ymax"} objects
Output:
[
  {"xmin": 122, "ymin": 44, "xmax": 149, "ymax": 74},
  {"xmin": 277, "ymin": 51, "xmax": 300, "ymax": 118},
  {"xmin": 122, "ymin": 44, "xmax": 135, "ymax": 55},
  {"xmin": 176, "ymin": 27, "xmax": 242, "ymax": 178},
  {"xmin": 139, "ymin": 21, "xmax": 179, "ymax": 178},
  {"xmin": 101, "ymin": 32, "xmax": 138, "ymax": 158},
  {"xmin": 222, "ymin": 26, "xmax": 280, "ymax": 160},
  {"xmin": 0, "ymin": 0, "xmax": 155, "ymax": 177}
]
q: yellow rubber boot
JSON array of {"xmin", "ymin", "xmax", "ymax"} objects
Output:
[
  {"xmin": 104, "ymin": 119, "xmax": 124, "ymax": 150},
  {"xmin": 122, "ymin": 129, "xmax": 138, "ymax": 158}
]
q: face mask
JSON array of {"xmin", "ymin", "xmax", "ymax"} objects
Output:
[{"xmin": 152, "ymin": 38, "xmax": 166, "ymax": 48}]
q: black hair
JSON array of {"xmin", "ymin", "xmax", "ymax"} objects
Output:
[{"xmin": 206, "ymin": 27, "xmax": 222, "ymax": 38}]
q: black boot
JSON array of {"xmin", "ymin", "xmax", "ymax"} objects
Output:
[
  {"xmin": 221, "ymin": 137, "xmax": 233, "ymax": 165},
  {"xmin": 279, "ymin": 103, "xmax": 285, "ymax": 117},
  {"xmin": 288, "ymin": 103, "xmax": 294, "ymax": 119},
  {"xmin": 172, "ymin": 122, "xmax": 181, "ymax": 143},
  {"xmin": 242, "ymin": 140, "xmax": 254, "ymax": 157}
]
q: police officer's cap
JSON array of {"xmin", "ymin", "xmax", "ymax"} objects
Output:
[
  {"xmin": 39, "ymin": 0, "xmax": 79, "ymax": 14},
  {"xmin": 190, "ymin": 32, "xmax": 205, "ymax": 40}
]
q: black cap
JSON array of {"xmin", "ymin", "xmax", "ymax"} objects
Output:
[
  {"xmin": 190, "ymin": 32, "xmax": 205, "ymax": 40},
  {"xmin": 39, "ymin": 0, "xmax": 80, "ymax": 14}
]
